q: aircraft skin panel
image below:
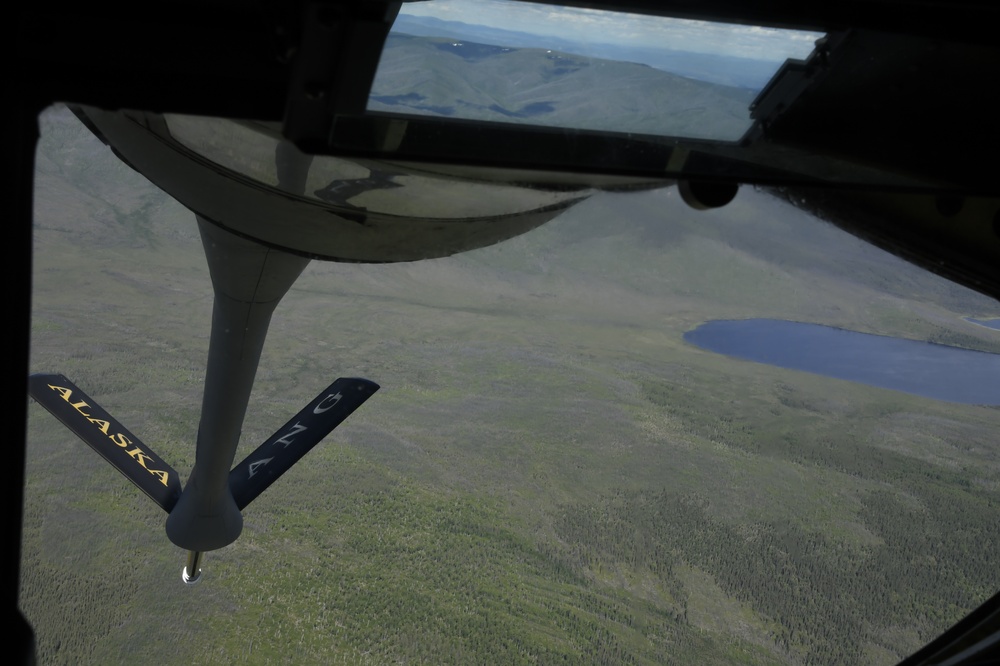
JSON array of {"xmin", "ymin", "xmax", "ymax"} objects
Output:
[
  {"xmin": 229, "ymin": 377, "xmax": 380, "ymax": 510},
  {"xmin": 27, "ymin": 373, "xmax": 182, "ymax": 512}
]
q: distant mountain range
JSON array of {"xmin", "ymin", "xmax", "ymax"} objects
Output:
[
  {"xmin": 370, "ymin": 32, "xmax": 757, "ymax": 140},
  {"xmin": 392, "ymin": 14, "xmax": 784, "ymax": 90}
]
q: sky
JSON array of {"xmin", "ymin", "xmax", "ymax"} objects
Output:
[{"xmin": 399, "ymin": 0, "xmax": 823, "ymax": 61}]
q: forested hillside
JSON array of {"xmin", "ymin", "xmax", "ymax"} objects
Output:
[
  {"xmin": 369, "ymin": 33, "xmax": 755, "ymax": 139},
  {"xmin": 22, "ymin": 106, "xmax": 999, "ymax": 664}
]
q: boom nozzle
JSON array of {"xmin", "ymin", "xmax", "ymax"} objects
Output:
[{"xmin": 181, "ymin": 550, "xmax": 203, "ymax": 585}]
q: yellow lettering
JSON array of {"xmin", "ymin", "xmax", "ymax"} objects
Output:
[
  {"xmin": 47, "ymin": 384, "xmax": 74, "ymax": 401},
  {"xmin": 125, "ymin": 447, "xmax": 153, "ymax": 469},
  {"xmin": 44, "ymin": 383, "xmax": 171, "ymax": 487},
  {"xmin": 109, "ymin": 433, "xmax": 132, "ymax": 448},
  {"xmin": 69, "ymin": 401, "xmax": 91, "ymax": 417},
  {"xmin": 88, "ymin": 418, "xmax": 111, "ymax": 434},
  {"xmin": 46, "ymin": 385, "xmax": 93, "ymax": 417},
  {"xmin": 148, "ymin": 469, "xmax": 170, "ymax": 486}
]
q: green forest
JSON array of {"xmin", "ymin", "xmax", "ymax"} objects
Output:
[{"xmin": 21, "ymin": 106, "xmax": 1000, "ymax": 664}]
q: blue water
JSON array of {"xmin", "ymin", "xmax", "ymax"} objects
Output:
[
  {"xmin": 684, "ymin": 319, "xmax": 1000, "ymax": 405},
  {"xmin": 965, "ymin": 317, "xmax": 1000, "ymax": 331}
]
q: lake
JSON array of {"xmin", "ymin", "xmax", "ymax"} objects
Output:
[
  {"xmin": 965, "ymin": 317, "xmax": 1000, "ymax": 331},
  {"xmin": 684, "ymin": 319, "xmax": 1000, "ymax": 405}
]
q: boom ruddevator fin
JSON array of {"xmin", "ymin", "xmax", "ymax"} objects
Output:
[
  {"xmin": 27, "ymin": 373, "xmax": 183, "ymax": 512},
  {"xmin": 229, "ymin": 378, "xmax": 379, "ymax": 510}
]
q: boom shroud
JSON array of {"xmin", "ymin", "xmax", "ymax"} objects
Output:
[{"xmin": 44, "ymin": 105, "xmax": 605, "ymax": 553}]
